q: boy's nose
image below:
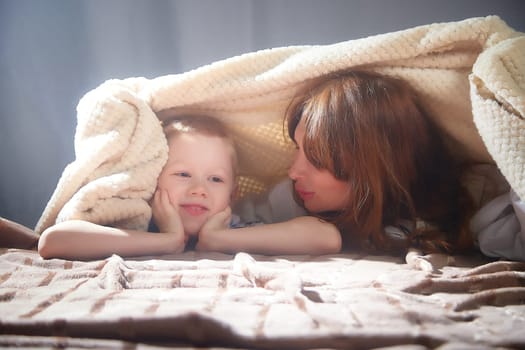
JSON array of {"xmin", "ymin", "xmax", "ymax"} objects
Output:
[{"xmin": 189, "ymin": 180, "xmax": 208, "ymax": 198}]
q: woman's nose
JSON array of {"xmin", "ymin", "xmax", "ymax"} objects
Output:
[{"xmin": 288, "ymin": 152, "xmax": 305, "ymax": 180}]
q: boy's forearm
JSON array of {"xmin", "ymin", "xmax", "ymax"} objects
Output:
[
  {"xmin": 38, "ymin": 220, "xmax": 180, "ymax": 260},
  {"xmin": 200, "ymin": 216, "xmax": 342, "ymax": 255}
]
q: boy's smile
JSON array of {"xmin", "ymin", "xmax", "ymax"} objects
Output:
[{"xmin": 180, "ymin": 203, "xmax": 209, "ymax": 216}]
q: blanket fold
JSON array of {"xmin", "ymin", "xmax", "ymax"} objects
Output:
[
  {"xmin": 36, "ymin": 81, "xmax": 167, "ymax": 233},
  {"xmin": 35, "ymin": 16, "xmax": 525, "ymax": 233}
]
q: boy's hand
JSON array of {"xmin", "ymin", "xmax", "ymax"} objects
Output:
[
  {"xmin": 196, "ymin": 206, "xmax": 232, "ymax": 251},
  {"xmin": 152, "ymin": 189, "xmax": 187, "ymax": 253}
]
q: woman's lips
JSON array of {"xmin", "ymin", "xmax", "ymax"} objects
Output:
[
  {"xmin": 180, "ymin": 204, "xmax": 208, "ymax": 216},
  {"xmin": 296, "ymin": 189, "xmax": 314, "ymax": 201}
]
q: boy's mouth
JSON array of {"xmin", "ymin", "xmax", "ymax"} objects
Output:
[{"xmin": 180, "ymin": 204, "xmax": 209, "ymax": 216}]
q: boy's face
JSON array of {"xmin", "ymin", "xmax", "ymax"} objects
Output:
[{"xmin": 157, "ymin": 132, "xmax": 236, "ymax": 235}]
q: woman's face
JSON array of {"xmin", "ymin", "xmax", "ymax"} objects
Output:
[{"xmin": 288, "ymin": 118, "xmax": 350, "ymax": 213}]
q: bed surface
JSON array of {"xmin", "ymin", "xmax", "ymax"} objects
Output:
[{"xmin": 1, "ymin": 245, "xmax": 524, "ymax": 349}]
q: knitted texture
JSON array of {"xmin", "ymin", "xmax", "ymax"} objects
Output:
[
  {"xmin": 35, "ymin": 79, "xmax": 168, "ymax": 233},
  {"xmin": 35, "ymin": 16, "xmax": 525, "ymax": 234}
]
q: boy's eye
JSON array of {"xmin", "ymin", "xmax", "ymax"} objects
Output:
[
  {"xmin": 210, "ymin": 176, "xmax": 224, "ymax": 183},
  {"xmin": 174, "ymin": 172, "xmax": 190, "ymax": 178}
]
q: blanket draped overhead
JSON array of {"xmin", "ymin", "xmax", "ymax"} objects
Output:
[{"xmin": 35, "ymin": 16, "xmax": 525, "ymax": 234}]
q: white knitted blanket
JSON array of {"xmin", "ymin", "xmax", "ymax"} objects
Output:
[{"xmin": 35, "ymin": 16, "xmax": 525, "ymax": 234}]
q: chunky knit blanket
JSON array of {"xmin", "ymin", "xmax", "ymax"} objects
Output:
[{"xmin": 35, "ymin": 16, "xmax": 525, "ymax": 234}]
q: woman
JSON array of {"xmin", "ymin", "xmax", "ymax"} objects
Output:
[
  {"xmin": 285, "ymin": 69, "xmax": 474, "ymax": 254},
  {"xmin": 197, "ymin": 70, "xmax": 474, "ymax": 256}
]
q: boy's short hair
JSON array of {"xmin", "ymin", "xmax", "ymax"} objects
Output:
[{"xmin": 161, "ymin": 115, "xmax": 239, "ymax": 175}]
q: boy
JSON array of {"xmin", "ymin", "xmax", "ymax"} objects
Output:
[{"xmin": 38, "ymin": 115, "xmax": 238, "ymax": 259}]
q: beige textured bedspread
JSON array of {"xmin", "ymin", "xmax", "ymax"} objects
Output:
[{"xmin": 1, "ymin": 248, "xmax": 524, "ymax": 349}]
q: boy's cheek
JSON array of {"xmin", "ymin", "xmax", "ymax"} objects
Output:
[{"xmin": 230, "ymin": 185, "xmax": 239, "ymax": 201}]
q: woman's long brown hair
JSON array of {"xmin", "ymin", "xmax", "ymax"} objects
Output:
[{"xmin": 286, "ymin": 70, "xmax": 473, "ymax": 254}]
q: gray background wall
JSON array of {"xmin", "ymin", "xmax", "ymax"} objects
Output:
[{"xmin": 1, "ymin": 0, "xmax": 524, "ymax": 229}]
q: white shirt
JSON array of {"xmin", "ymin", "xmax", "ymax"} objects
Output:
[{"xmin": 470, "ymin": 189, "xmax": 525, "ymax": 261}]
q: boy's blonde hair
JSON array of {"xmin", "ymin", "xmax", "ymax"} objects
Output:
[{"xmin": 162, "ymin": 115, "xmax": 239, "ymax": 175}]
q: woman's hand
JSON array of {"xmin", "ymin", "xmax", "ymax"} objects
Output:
[
  {"xmin": 152, "ymin": 189, "xmax": 187, "ymax": 253},
  {"xmin": 196, "ymin": 206, "xmax": 232, "ymax": 252}
]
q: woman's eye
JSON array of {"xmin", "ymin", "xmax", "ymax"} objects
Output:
[{"xmin": 210, "ymin": 176, "xmax": 224, "ymax": 183}]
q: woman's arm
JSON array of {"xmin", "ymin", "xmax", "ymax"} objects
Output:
[
  {"xmin": 197, "ymin": 210, "xmax": 342, "ymax": 255},
  {"xmin": 38, "ymin": 220, "xmax": 185, "ymax": 260}
]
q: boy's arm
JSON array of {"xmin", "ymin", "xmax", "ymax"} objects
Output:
[
  {"xmin": 38, "ymin": 189, "xmax": 187, "ymax": 260},
  {"xmin": 197, "ymin": 213, "xmax": 342, "ymax": 255},
  {"xmin": 38, "ymin": 220, "xmax": 185, "ymax": 260}
]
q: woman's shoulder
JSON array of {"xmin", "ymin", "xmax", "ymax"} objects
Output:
[
  {"xmin": 267, "ymin": 179, "xmax": 307, "ymax": 222},
  {"xmin": 234, "ymin": 179, "xmax": 306, "ymax": 224}
]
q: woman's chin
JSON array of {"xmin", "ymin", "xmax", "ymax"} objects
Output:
[{"xmin": 304, "ymin": 203, "xmax": 318, "ymax": 213}]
